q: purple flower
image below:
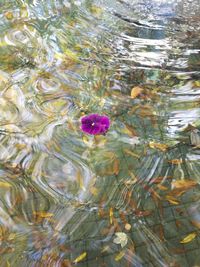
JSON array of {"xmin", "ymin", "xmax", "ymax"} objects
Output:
[{"xmin": 81, "ymin": 114, "xmax": 110, "ymax": 135}]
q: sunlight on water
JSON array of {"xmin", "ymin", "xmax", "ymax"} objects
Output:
[{"xmin": 0, "ymin": 0, "xmax": 199, "ymax": 266}]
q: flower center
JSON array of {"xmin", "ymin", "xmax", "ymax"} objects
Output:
[{"xmin": 92, "ymin": 122, "xmax": 95, "ymax": 126}]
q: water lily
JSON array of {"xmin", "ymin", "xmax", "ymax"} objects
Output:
[{"xmin": 81, "ymin": 114, "xmax": 110, "ymax": 135}]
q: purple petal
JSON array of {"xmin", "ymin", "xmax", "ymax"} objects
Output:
[
  {"xmin": 81, "ymin": 114, "xmax": 110, "ymax": 135},
  {"xmin": 100, "ymin": 116, "xmax": 110, "ymax": 127}
]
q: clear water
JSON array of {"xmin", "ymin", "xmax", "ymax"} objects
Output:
[{"xmin": 0, "ymin": 0, "xmax": 200, "ymax": 266}]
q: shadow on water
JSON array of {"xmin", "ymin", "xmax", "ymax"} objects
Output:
[{"xmin": 0, "ymin": 0, "xmax": 200, "ymax": 266}]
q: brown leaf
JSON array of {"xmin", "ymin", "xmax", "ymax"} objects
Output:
[
  {"xmin": 113, "ymin": 159, "xmax": 120, "ymax": 175},
  {"xmin": 134, "ymin": 210, "xmax": 152, "ymax": 217},
  {"xmin": 131, "ymin": 86, "xmax": 143, "ymax": 99}
]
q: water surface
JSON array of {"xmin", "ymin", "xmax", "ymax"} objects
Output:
[{"xmin": 0, "ymin": 0, "xmax": 200, "ymax": 266}]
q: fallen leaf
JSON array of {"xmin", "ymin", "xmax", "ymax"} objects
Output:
[
  {"xmin": 33, "ymin": 212, "xmax": 53, "ymax": 218},
  {"xmin": 172, "ymin": 180, "xmax": 197, "ymax": 189},
  {"xmin": 180, "ymin": 232, "xmax": 197, "ymax": 244},
  {"xmin": 0, "ymin": 182, "xmax": 12, "ymax": 188},
  {"xmin": 157, "ymin": 184, "xmax": 168, "ymax": 191},
  {"xmin": 131, "ymin": 86, "xmax": 143, "ymax": 99},
  {"xmin": 113, "ymin": 232, "xmax": 128, "ymax": 248},
  {"xmin": 165, "ymin": 195, "xmax": 180, "ymax": 205},
  {"xmin": 115, "ymin": 251, "xmax": 125, "ymax": 261},
  {"xmin": 90, "ymin": 186, "xmax": 98, "ymax": 196},
  {"xmin": 169, "ymin": 159, "xmax": 182, "ymax": 165},
  {"xmin": 109, "ymin": 207, "xmax": 113, "ymax": 225},
  {"xmin": 76, "ymin": 169, "xmax": 85, "ymax": 191},
  {"xmin": 124, "ymin": 149, "xmax": 140, "ymax": 159},
  {"xmin": 113, "ymin": 159, "xmax": 120, "ymax": 175},
  {"xmin": 125, "ymin": 223, "xmax": 131, "ymax": 231},
  {"xmin": 73, "ymin": 252, "xmax": 87, "ymax": 264},
  {"xmin": 149, "ymin": 142, "xmax": 168, "ymax": 152},
  {"xmin": 134, "ymin": 210, "xmax": 152, "ymax": 217}
]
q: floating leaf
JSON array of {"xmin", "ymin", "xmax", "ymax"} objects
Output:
[
  {"xmin": 131, "ymin": 86, "xmax": 143, "ymax": 99},
  {"xmin": 113, "ymin": 232, "xmax": 128, "ymax": 248},
  {"xmin": 180, "ymin": 232, "xmax": 197, "ymax": 243},
  {"xmin": 149, "ymin": 142, "xmax": 168, "ymax": 152},
  {"xmin": 73, "ymin": 252, "xmax": 87, "ymax": 264},
  {"xmin": 115, "ymin": 251, "xmax": 125, "ymax": 261}
]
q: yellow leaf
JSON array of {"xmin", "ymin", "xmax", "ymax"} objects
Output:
[
  {"xmin": 124, "ymin": 149, "xmax": 140, "ymax": 159},
  {"xmin": 180, "ymin": 232, "xmax": 197, "ymax": 243},
  {"xmin": 76, "ymin": 169, "xmax": 85, "ymax": 191},
  {"xmin": 0, "ymin": 182, "xmax": 11, "ymax": 188},
  {"xmin": 90, "ymin": 186, "xmax": 98, "ymax": 196},
  {"xmin": 73, "ymin": 252, "xmax": 87, "ymax": 263},
  {"xmin": 193, "ymin": 81, "xmax": 200, "ymax": 87},
  {"xmin": 157, "ymin": 184, "xmax": 168, "ymax": 191},
  {"xmin": 165, "ymin": 195, "xmax": 180, "ymax": 205},
  {"xmin": 149, "ymin": 142, "xmax": 168, "ymax": 152},
  {"xmin": 115, "ymin": 251, "xmax": 125, "ymax": 261},
  {"xmin": 109, "ymin": 207, "xmax": 113, "ymax": 225},
  {"xmin": 5, "ymin": 11, "xmax": 14, "ymax": 20},
  {"xmin": 171, "ymin": 180, "xmax": 197, "ymax": 189},
  {"xmin": 169, "ymin": 159, "xmax": 182, "ymax": 164},
  {"xmin": 131, "ymin": 86, "xmax": 143, "ymax": 99},
  {"xmin": 125, "ymin": 223, "xmax": 131, "ymax": 231},
  {"xmin": 113, "ymin": 159, "xmax": 120, "ymax": 175},
  {"xmin": 33, "ymin": 212, "xmax": 53, "ymax": 218}
]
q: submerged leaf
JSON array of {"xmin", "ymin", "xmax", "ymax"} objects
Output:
[
  {"xmin": 149, "ymin": 142, "xmax": 168, "ymax": 152},
  {"xmin": 165, "ymin": 195, "xmax": 180, "ymax": 205},
  {"xmin": 172, "ymin": 180, "xmax": 197, "ymax": 189},
  {"xmin": 180, "ymin": 232, "xmax": 197, "ymax": 243},
  {"xmin": 109, "ymin": 207, "xmax": 113, "ymax": 225},
  {"xmin": 131, "ymin": 86, "xmax": 143, "ymax": 99},
  {"xmin": 113, "ymin": 159, "xmax": 120, "ymax": 175},
  {"xmin": 0, "ymin": 182, "xmax": 12, "ymax": 188},
  {"xmin": 73, "ymin": 252, "xmax": 87, "ymax": 263},
  {"xmin": 33, "ymin": 212, "xmax": 53, "ymax": 218},
  {"xmin": 169, "ymin": 159, "xmax": 182, "ymax": 165},
  {"xmin": 113, "ymin": 232, "xmax": 128, "ymax": 248},
  {"xmin": 125, "ymin": 223, "xmax": 131, "ymax": 231},
  {"xmin": 115, "ymin": 251, "xmax": 125, "ymax": 261}
]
